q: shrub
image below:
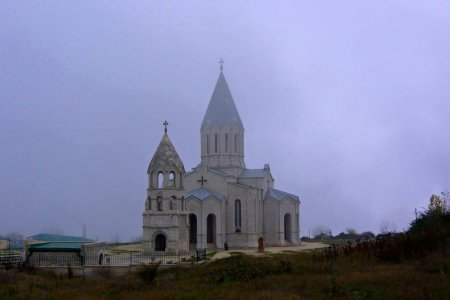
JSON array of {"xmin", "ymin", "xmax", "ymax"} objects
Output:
[
  {"xmin": 204, "ymin": 255, "xmax": 293, "ymax": 283},
  {"xmin": 136, "ymin": 263, "xmax": 159, "ymax": 285}
]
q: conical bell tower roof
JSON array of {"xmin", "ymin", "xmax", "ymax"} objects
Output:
[
  {"xmin": 148, "ymin": 125, "xmax": 185, "ymax": 174},
  {"xmin": 201, "ymin": 70, "xmax": 243, "ymax": 128}
]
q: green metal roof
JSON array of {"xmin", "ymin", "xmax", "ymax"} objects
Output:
[
  {"xmin": 28, "ymin": 242, "xmax": 87, "ymax": 252},
  {"xmin": 27, "ymin": 233, "xmax": 94, "ymax": 243}
]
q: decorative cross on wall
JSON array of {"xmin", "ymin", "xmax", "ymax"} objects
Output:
[{"xmin": 197, "ymin": 176, "xmax": 207, "ymax": 186}]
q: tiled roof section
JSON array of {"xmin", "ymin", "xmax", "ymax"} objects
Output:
[
  {"xmin": 201, "ymin": 72, "xmax": 243, "ymax": 128},
  {"xmin": 185, "ymin": 188, "xmax": 226, "ymax": 201},
  {"xmin": 265, "ymin": 188, "xmax": 299, "ymax": 201},
  {"xmin": 28, "ymin": 242, "xmax": 88, "ymax": 251},
  {"xmin": 27, "ymin": 233, "xmax": 94, "ymax": 242},
  {"xmin": 239, "ymin": 169, "xmax": 266, "ymax": 178},
  {"xmin": 148, "ymin": 133, "xmax": 185, "ymax": 173}
]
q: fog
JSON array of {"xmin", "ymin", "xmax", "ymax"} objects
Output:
[{"xmin": 1, "ymin": 1, "xmax": 449, "ymax": 241}]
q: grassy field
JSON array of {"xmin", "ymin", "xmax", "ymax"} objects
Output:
[{"xmin": 1, "ymin": 249, "xmax": 449, "ymax": 300}]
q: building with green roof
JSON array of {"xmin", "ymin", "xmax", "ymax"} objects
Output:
[{"xmin": 25, "ymin": 233, "xmax": 103, "ymax": 267}]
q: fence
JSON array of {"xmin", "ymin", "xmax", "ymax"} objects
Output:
[
  {"xmin": 0, "ymin": 250, "xmax": 23, "ymax": 269},
  {"xmin": 29, "ymin": 249, "xmax": 207, "ymax": 267}
]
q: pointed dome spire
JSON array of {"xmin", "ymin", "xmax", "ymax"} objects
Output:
[
  {"xmin": 148, "ymin": 132, "xmax": 185, "ymax": 173},
  {"xmin": 201, "ymin": 71, "xmax": 243, "ymax": 128}
]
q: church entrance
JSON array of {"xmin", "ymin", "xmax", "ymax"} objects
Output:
[
  {"xmin": 189, "ymin": 214, "xmax": 197, "ymax": 247},
  {"xmin": 155, "ymin": 233, "xmax": 166, "ymax": 251},
  {"xmin": 284, "ymin": 214, "xmax": 292, "ymax": 242},
  {"xmin": 207, "ymin": 214, "xmax": 216, "ymax": 246}
]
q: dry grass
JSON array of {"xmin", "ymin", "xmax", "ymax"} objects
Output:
[{"xmin": 1, "ymin": 251, "xmax": 449, "ymax": 299}]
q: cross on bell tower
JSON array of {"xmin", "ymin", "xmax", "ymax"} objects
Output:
[
  {"xmin": 219, "ymin": 58, "xmax": 224, "ymax": 72},
  {"xmin": 163, "ymin": 120, "xmax": 168, "ymax": 133}
]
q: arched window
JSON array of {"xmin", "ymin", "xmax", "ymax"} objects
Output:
[
  {"xmin": 206, "ymin": 135, "xmax": 210, "ymax": 154},
  {"xmin": 157, "ymin": 196, "xmax": 163, "ymax": 211},
  {"xmin": 169, "ymin": 171, "xmax": 175, "ymax": 187},
  {"xmin": 234, "ymin": 134, "xmax": 238, "ymax": 153},
  {"xmin": 189, "ymin": 214, "xmax": 197, "ymax": 244},
  {"xmin": 181, "ymin": 196, "xmax": 185, "ymax": 211},
  {"xmin": 170, "ymin": 196, "xmax": 176, "ymax": 210},
  {"xmin": 235, "ymin": 199, "xmax": 241, "ymax": 232},
  {"xmin": 284, "ymin": 213, "xmax": 292, "ymax": 242},
  {"xmin": 225, "ymin": 134, "xmax": 228, "ymax": 153},
  {"xmin": 214, "ymin": 134, "xmax": 218, "ymax": 153},
  {"xmin": 207, "ymin": 214, "xmax": 216, "ymax": 243},
  {"xmin": 157, "ymin": 172, "xmax": 164, "ymax": 189}
]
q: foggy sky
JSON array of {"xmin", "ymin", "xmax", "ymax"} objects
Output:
[{"xmin": 1, "ymin": 1, "xmax": 449, "ymax": 241}]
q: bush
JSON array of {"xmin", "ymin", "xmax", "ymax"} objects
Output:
[
  {"xmin": 204, "ymin": 255, "xmax": 293, "ymax": 283},
  {"xmin": 136, "ymin": 263, "xmax": 159, "ymax": 285}
]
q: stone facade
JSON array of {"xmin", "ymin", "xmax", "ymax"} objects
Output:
[
  {"xmin": 143, "ymin": 68, "xmax": 300, "ymax": 251},
  {"xmin": 143, "ymin": 132, "xmax": 189, "ymax": 253}
]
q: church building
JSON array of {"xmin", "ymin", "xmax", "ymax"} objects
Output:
[{"xmin": 143, "ymin": 65, "xmax": 300, "ymax": 252}]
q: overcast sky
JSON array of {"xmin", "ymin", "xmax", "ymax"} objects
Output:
[{"xmin": 1, "ymin": 1, "xmax": 449, "ymax": 241}]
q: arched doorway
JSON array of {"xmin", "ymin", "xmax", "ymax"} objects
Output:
[
  {"xmin": 284, "ymin": 214, "xmax": 292, "ymax": 242},
  {"xmin": 155, "ymin": 233, "xmax": 166, "ymax": 251},
  {"xmin": 189, "ymin": 214, "xmax": 197, "ymax": 245},
  {"xmin": 207, "ymin": 214, "xmax": 216, "ymax": 244}
]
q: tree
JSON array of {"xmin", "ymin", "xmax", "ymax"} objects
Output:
[
  {"xmin": 345, "ymin": 227, "xmax": 358, "ymax": 235},
  {"xmin": 360, "ymin": 231, "xmax": 375, "ymax": 239},
  {"xmin": 380, "ymin": 218, "xmax": 397, "ymax": 234},
  {"xmin": 130, "ymin": 234, "xmax": 143, "ymax": 243},
  {"xmin": 428, "ymin": 191, "xmax": 449, "ymax": 214},
  {"xmin": 409, "ymin": 191, "xmax": 450, "ymax": 236},
  {"xmin": 312, "ymin": 226, "xmax": 332, "ymax": 239},
  {"xmin": 6, "ymin": 232, "xmax": 24, "ymax": 249},
  {"xmin": 111, "ymin": 233, "xmax": 121, "ymax": 244}
]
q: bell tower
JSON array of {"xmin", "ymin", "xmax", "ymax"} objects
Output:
[
  {"xmin": 201, "ymin": 61, "xmax": 245, "ymax": 172},
  {"xmin": 143, "ymin": 121, "xmax": 189, "ymax": 252}
]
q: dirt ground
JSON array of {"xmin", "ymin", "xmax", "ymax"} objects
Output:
[{"xmin": 210, "ymin": 242, "xmax": 329, "ymax": 260}]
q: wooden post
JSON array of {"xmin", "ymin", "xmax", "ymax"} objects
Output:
[{"xmin": 258, "ymin": 237, "xmax": 264, "ymax": 253}]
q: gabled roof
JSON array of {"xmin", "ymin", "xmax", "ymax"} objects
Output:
[
  {"xmin": 201, "ymin": 72, "xmax": 243, "ymax": 128},
  {"xmin": 185, "ymin": 187, "xmax": 226, "ymax": 201},
  {"xmin": 208, "ymin": 167, "xmax": 230, "ymax": 177},
  {"xmin": 185, "ymin": 163, "xmax": 233, "ymax": 178},
  {"xmin": 27, "ymin": 233, "xmax": 94, "ymax": 243},
  {"xmin": 265, "ymin": 188, "xmax": 299, "ymax": 201},
  {"xmin": 148, "ymin": 133, "xmax": 185, "ymax": 173},
  {"xmin": 239, "ymin": 169, "xmax": 266, "ymax": 179}
]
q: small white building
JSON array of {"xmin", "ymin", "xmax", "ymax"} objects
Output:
[{"xmin": 143, "ymin": 67, "xmax": 300, "ymax": 252}]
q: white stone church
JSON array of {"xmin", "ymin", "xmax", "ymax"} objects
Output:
[{"xmin": 143, "ymin": 66, "xmax": 300, "ymax": 252}]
